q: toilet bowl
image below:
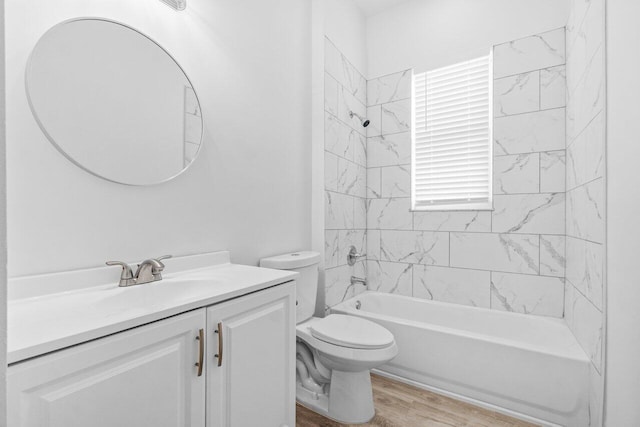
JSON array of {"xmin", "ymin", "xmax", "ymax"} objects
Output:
[
  {"xmin": 296, "ymin": 315, "xmax": 398, "ymax": 423},
  {"xmin": 260, "ymin": 252, "xmax": 398, "ymax": 424}
]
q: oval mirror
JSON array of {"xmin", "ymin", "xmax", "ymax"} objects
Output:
[{"xmin": 26, "ymin": 18, "xmax": 203, "ymax": 185}]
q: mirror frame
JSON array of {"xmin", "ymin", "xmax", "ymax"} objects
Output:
[{"xmin": 25, "ymin": 17, "xmax": 205, "ymax": 186}]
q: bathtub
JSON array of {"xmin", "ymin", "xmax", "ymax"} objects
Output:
[{"xmin": 332, "ymin": 291, "xmax": 590, "ymax": 427}]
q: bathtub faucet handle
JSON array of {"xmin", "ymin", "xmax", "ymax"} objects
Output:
[{"xmin": 347, "ymin": 246, "xmax": 366, "ymax": 266}]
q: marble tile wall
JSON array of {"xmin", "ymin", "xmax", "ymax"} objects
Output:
[
  {"xmin": 364, "ymin": 28, "xmax": 567, "ymax": 318},
  {"xmin": 565, "ymin": 0, "xmax": 606, "ymax": 425},
  {"xmin": 324, "ymin": 38, "xmax": 368, "ymax": 310}
]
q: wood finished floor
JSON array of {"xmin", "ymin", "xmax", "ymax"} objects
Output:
[{"xmin": 296, "ymin": 374, "xmax": 538, "ymax": 427}]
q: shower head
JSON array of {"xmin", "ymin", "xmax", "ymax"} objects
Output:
[{"xmin": 349, "ymin": 111, "xmax": 370, "ymax": 128}]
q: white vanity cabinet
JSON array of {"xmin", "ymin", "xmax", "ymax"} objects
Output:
[
  {"xmin": 206, "ymin": 282, "xmax": 296, "ymax": 427},
  {"xmin": 8, "ymin": 309, "xmax": 207, "ymax": 427},
  {"xmin": 8, "ymin": 280, "xmax": 296, "ymax": 427}
]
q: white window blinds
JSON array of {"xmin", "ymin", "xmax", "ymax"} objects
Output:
[{"xmin": 412, "ymin": 54, "xmax": 492, "ymax": 211}]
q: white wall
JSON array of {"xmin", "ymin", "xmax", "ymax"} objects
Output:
[
  {"xmin": 366, "ymin": 0, "xmax": 569, "ymax": 78},
  {"xmin": 0, "ymin": 0, "xmax": 7, "ymax": 421},
  {"xmin": 605, "ymin": 1, "xmax": 640, "ymax": 425},
  {"xmin": 324, "ymin": 0, "xmax": 367, "ymax": 76},
  {"xmin": 7, "ymin": 0, "xmax": 312, "ymax": 277}
]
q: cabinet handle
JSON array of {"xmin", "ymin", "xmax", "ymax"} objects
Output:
[
  {"xmin": 195, "ymin": 328, "xmax": 204, "ymax": 377},
  {"xmin": 214, "ymin": 322, "xmax": 223, "ymax": 367}
]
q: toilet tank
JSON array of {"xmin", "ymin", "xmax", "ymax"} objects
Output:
[{"xmin": 260, "ymin": 251, "xmax": 320, "ymax": 323}]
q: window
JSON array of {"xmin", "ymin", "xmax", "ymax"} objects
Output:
[{"xmin": 411, "ymin": 54, "xmax": 492, "ymax": 211}]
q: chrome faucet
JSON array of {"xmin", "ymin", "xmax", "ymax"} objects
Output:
[
  {"xmin": 106, "ymin": 255, "xmax": 172, "ymax": 287},
  {"xmin": 347, "ymin": 246, "xmax": 366, "ymax": 266}
]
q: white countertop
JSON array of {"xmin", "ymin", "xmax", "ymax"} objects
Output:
[{"xmin": 8, "ymin": 252, "xmax": 297, "ymax": 364}]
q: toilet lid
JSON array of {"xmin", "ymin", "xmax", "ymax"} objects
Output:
[{"xmin": 309, "ymin": 314, "xmax": 394, "ymax": 349}]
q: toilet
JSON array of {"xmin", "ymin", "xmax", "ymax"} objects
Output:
[{"xmin": 260, "ymin": 251, "xmax": 398, "ymax": 424}]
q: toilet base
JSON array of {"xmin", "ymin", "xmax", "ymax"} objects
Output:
[{"xmin": 296, "ymin": 370, "xmax": 375, "ymax": 424}]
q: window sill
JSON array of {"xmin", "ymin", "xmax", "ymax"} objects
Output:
[{"xmin": 410, "ymin": 203, "xmax": 494, "ymax": 212}]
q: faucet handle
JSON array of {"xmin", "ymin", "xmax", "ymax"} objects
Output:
[
  {"xmin": 106, "ymin": 261, "xmax": 136, "ymax": 286},
  {"xmin": 347, "ymin": 246, "xmax": 366, "ymax": 266},
  {"xmin": 152, "ymin": 255, "xmax": 172, "ymax": 271}
]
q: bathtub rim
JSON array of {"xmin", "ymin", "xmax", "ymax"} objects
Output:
[{"xmin": 332, "ymin": 291, "xmax": 589, "ymax": 363}]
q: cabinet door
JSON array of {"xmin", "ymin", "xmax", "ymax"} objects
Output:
[
  {"xmin": 8, "ymin": 309, "xmax": 206, "ymax": 427},
  {"xmin": 207, "ymin": 282, "xmax": 295, "ymax": 427}
]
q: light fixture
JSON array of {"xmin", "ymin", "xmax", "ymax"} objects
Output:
[{"xmin": 159, "ymin": 0, "xmax": 186, "ymax": 11}]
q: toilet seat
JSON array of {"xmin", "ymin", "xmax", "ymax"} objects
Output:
[
  {"xmin": 309, "ymin": 314, "xmax": 394, "ymax": 349},
  {"xmin": 296, "ymin": 316, "xmax": 398, "ymax": 373}
]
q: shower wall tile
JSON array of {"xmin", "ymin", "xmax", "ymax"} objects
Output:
[
  {"xmin": 540, "ymin": 235, "xmax": 566, "ymax": 278},
  {"xmin": 565, "ymin": 0, "xmax": 606, "ymax": 409},
  {"xmin": 325, "ymin": 72, "xmax": 339, "ymax": 116},
  {"xmin": 493, "ymin": 153, "xmax": 540, "ymax": 194},
  {"xmin": 325, "ymin": 112, "xmax": 352, "ymax": 159},
  {"xmin": 565, "ymin": 283, "xmax": 603, "ymax": 372},
  {"xmin": 367, "ymin": 198, "xmax": 412, "ymax": 230},
  {"xmin": 566, "ymin": 178, "xmax": 604, "ymax": 243},
  {"xmin": 367, "ymin": 167, "xmax": 381, "ymax": 198},
  {"xmin": 324, "ymin": 38, "xmax": 343, "ymax": 87},
  {"xmin": 342, "ymin": 61, "xmax": 367, "ymax": 106},
  {"xmin": 337, "ymin": 158, "xmax": 366, "ymax": 198},
  {"xmin": 381, "ymin": 99, "xmax": 411, "ymax": 134},
  {"xmin": 366, "ymin": 260, "xmax": 413, "ymax": 296},
  {"xmin": 566, "ymin": 236, "xmax": 603, "ymax": 310},
  {"xmin": 490, "ymin": 272, "xmax": 564, "ymax": 317},
  {"xmin": 450, "ymin": 233, "xmax": 540, "ymax": 275},
  {"xmin": 325, "ymin": 230, "xmax": 339, "ymax": 269},
  {"xmin": 338, "ymin": 86, "xmax": 367, "ymax": 135},
  {"xmin": 324, "ymin": 265, "xmax": 351, "ymax": 308},
  {"xmin": 325, "ymin": 191, "xmax": 354, "ymax": 230},
  {"xmin": 337, "ymin": 157, "xmax": 358, "ymax": 196},
  {"xmin": 324, "ymin": 151, "xmax": 338, "ymax": 192},
  {"xmin": 494, "ymin": 71, "xmax": 540, "ymax": 117},
  {"xmin": 338, "ymin": 230, "xmax": 367, "ymax": 262},
  {"xmin": 380, "ymin": 230, "xmax": 449, "ymax": 266},
  {"xmin": 567, "ymin": 112, "xmax": 604, "ymax": 190},
  {"xmin": 494, "ymin": 108, "xmax": 565, "ymax": 155},
  {"xmin": 540, "ymin": 65, "xmax": 567, "ymax": 109},
  {"xmin": 354, "ymin": 197, "xmax": 367, "ymax": 229},
  {"xmin": 567, "ymin": 0, "xmax": 597, "ymax": 47},
  {"xmin": 567, "ymin": 47, "xmax": 604, "ymax": 140},
  {"xmin": 324, "ymin": 38, "xmax": 369, "ymax": 310},
  {"xmin": 367, "ymin": 132, "xmax": 411, "ymax": 167},
  {"xmin": 367, "ymin": 70, "xmax": 412, "ymax": 106},
  {"xmin": 493, "ymin": 28, "xmax": 566, "ymax": 78},
  {"xmin": 413, "ymin": 211, "xmax": 491, "ymax": 232},
  {"xmin": 567, "ymin": 0, "xmax": 604, "ymax": 86},
  {"xmin": 366, "ymin": 105, "xmax": 382, "ymax": 137},
  {"xmin": 412, "ymin": 265, "xmax": 491, "ymax": 308},
  {"xmin": 492, "ymin": 193, "xmax": 565, "ymax": 235},
  {"xmin": 381, "ymin": 165, "xmax": 410, "ymax": 198},
  {"xmin": 367, "ymin": 230, "xmax": 381, "ymax": 261},
  {"xmin": 324, "ymin": 38, "xmax": 366, "ymax": 105},
  {"xmin": 351, "ymin": 132, "xmax": 367, "ymax": 169},
  {"xmin": 540, "ymin": 151, "xmax": 566, "ymax": 193}
]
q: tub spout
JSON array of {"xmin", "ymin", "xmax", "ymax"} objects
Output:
[{"xmin": 351, "ymin": 276, "xmax": 367, "ymax": 287}]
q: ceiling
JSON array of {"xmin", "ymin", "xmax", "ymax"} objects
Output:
[{"xmin": 351, "ymin": 0, "xmax": 414, "ymax": 17}]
